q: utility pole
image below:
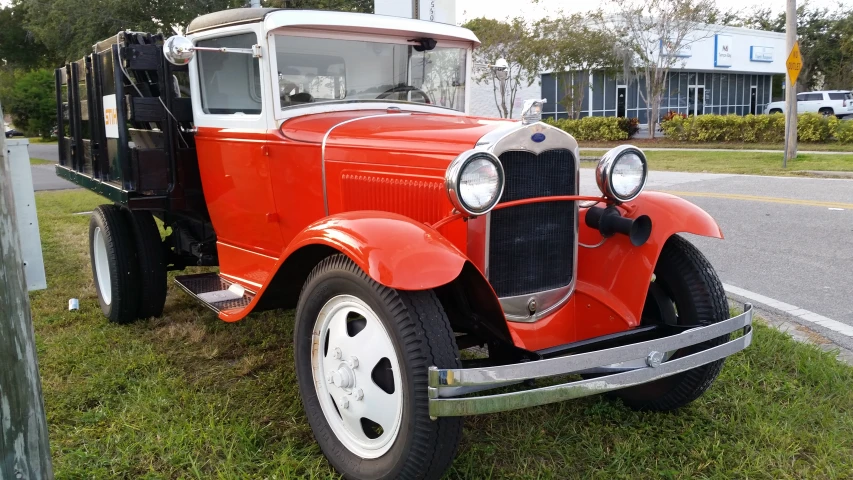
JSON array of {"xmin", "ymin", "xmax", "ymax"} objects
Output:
[
  {"xmin": 0, "ymin": 101, "xmax": 54, "ymax": 479},
  {"xmin": 784, "ymin": 0, "xmax": 798, "ymax": 167}
]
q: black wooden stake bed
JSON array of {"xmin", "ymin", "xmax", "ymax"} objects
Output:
[{"xmin": 55, "ymin": 31, "xmax": 217, "ymax": 268}]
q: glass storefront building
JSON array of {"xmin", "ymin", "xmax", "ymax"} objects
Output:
[{"xmin": 541, "ymin": 71, "xmax": 777, "ymax": 124}]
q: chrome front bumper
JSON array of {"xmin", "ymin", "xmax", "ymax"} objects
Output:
[{"xmin": 428, "ymin": 304, "xmax": 754, "ymax": 417}]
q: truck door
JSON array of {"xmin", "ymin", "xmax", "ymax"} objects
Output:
[{"xmin": 190, "ymin": 30, "xmax": 284, "ymax": 286}]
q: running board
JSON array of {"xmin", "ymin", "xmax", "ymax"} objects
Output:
[{"xmin": 174, "ymin": 273, "xmax": 255, "ymax": 315}]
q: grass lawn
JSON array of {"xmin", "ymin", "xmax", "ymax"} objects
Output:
[
  {"xmin": 26, "ymin": 136, "xmax": 58, "ymax": 144},
  {"xmin": 30, "ymin": 157, "xmax": 53, "ymax": 165},
  {"xmin": 32, "ymin": 189, "xmax": 853, "ymax": 479},
  {"xmin": 580, "ymin": 139, "xmax": 853, "ymax": 152},
  {"xmin": 583, "ymin": 149, "xmax": 853, "ymax": 176}
]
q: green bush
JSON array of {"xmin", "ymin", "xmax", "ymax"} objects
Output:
[
  {"xmin": 797, "ymin": 113, "xmax": 838, "ymax": 142},
  {"xmin": 3, "ymin": 68, "xmax": 56, "ymax": 139},
  {"xmin": 544, "ymin": 116, "xmax": 629, "ymax": 141},
  {"xmin": 835, "ymin": 120, "xmax": 853, "ymax": 143},
  {"xmin": 658, "ymin": 113, "xmax": 845, "ymax": 143}
]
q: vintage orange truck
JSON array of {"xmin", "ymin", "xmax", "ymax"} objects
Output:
[{"xmin": 54, "ymin": 8, "xmax": 753, "ymax": 479}]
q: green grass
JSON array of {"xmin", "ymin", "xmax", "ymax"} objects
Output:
[
  {"xmin": 580, "ymin": 139, "xmax": 853, "ymax": 152},
  {"xmin": 30, "ymin": 157, "xmax": 53, "ymax": 165},
  {"xmin": 582, "ymin": 149, "xmax": 853, "ymax": 176},
  {"xmin": 32, "ymin": 190, "xmax": 853, "ymax": 479},
  {"xmin": 26, "ymin": 136, "xmax": 58, "ymax": 144}
]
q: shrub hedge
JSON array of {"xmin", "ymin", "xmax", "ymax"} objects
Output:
[
  {"xmin": 660, "ymin": 113, "xmax": 847, "ymax": 143},
  {"xmin": 543, "ymin": 116, "xmax": 635, "ymax": 141}
]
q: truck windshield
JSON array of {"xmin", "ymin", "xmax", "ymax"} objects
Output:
[{"xmin": 273, "ymin": 35, "xmax": 467, "ymax": 112}]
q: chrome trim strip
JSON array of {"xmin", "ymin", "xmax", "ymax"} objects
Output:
[
  {"xmin": 473, "ymin": 121, "xmax": 581, "ymax": 322},
  {"xmin": 320, "ymin": 113, "xmax": 411, "ymax": 216},
  {"xmin": 430, "ymin": 304, "xmax": 753, "ymax": 388},
  {"xmin": 500, "ymin": 284, "xmax": 575, "ymax": 321},
  {"xmin": 427, "ymin": 305, "xmax": 753, "ymax": 416}
]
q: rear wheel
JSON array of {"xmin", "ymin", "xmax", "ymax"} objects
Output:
[
  {"xmin": 294, "ymin": 254, "xmax": 462, "ymax": 480},
  {"xmin": 820, "ymin": 107, "xmax": 835, "ymax": 117},
  {"xmin": 89, "ymin": 205, "xmax": 140, "ymax": 324},
  {"xmin": 612, "ymin": 235, "xmax": 730, "ymax": 411},
  {"xmin": 769, "ymin": 108, "xmax": 782, "ymax": 114},
  {"xmin": 125, "ymin": 210, "xmax": 167, "ymax": 319}
]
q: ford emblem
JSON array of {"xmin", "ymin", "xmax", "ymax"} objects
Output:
[{"xmin": 531, "ymin": 132, "xmax": 546, "ymax": 143}]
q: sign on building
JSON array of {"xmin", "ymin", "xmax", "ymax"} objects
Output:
[
  {"xmin": 750, "ymin": 46, "xmax": 774, "ymax": 62},
  {"xmin": 660, "ymin": 39, "xmax": 692, "ymax": 58},
  {"xmin": 714, "ymin": 35, "xmax": 733, "ymax": 68}
]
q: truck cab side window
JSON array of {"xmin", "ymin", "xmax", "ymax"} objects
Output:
[{"xmin": 197, "ymin": 33, "xmax": 262, "ymax": 115}]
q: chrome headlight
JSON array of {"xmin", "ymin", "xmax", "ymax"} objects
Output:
[
  {"xmin": 596, "ymin": 145, "xmax": 648, "ymax": 202},
  {"xmin": 445, "ymin": 150, "xmax": 505, "ymax": 216}
]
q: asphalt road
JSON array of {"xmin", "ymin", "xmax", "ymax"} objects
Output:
[
  {"xmin": 28, "ymin": 142, "xmax": 59, "ymax": 162},
  {"xmin": 580, "ymin": 169, "xmax": 853, "ymax": 351},
  {"xmin": 27, "ymin": 143, "xmax": 76, "ymax": 191}
]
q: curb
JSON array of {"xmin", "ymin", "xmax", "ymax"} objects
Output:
[{"xmin": 726, "ymin": 296, "xmax": 853, "ymax": 367}]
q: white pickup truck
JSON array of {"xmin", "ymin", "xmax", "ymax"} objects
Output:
[{"xmin": 766, "ymin": 90, "xmax": 853, "ymax": 118}]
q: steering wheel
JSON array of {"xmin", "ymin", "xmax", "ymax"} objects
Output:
[
  {"xmin": 290, "ymin": 92, "xmax": 315, "ymax": 103},
  {"xmin": 376, "ymin": 85, "xmax": 430, "ymax": 103}
]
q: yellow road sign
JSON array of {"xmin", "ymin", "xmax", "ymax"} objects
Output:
[{"xmin": 786, "ymin": 41, "xmax": 802, "ymax": 85}]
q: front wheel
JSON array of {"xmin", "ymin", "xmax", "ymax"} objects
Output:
[
  {"xmin": 612, "ymin": 235, "xmax": 730, "ymax": 411},
  {"xmin": 294, "ymin": 255, "xmax": 462, "ymax": 480}
]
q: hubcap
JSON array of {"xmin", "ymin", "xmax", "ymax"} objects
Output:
[
  {"xmin": 311, "ymin": 295, "xmax": 403, "ymax": 458},
  {"xmin": 92, "ymin": 226, "xmax": 112, "ymax": 305}
]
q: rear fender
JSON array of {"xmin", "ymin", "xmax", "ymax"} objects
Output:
[{"xmin": 576, "ymin": 191, "xmax": 723, "ymax": 330}]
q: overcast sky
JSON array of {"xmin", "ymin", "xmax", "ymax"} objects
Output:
[{"xmin": 457, "ymin": 0, "xmax": 853, "ymax": 23}]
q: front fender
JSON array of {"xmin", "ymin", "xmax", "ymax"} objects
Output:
[
  {"xmin": 285, "ymin": 210, "xmax": 467, "ymax": 290},
  {"xmin": 575, "ymin": 191, "xmax": 723, "ymax": 332}
]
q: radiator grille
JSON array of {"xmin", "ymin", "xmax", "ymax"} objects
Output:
[{"xmin": 488, "ymin": 149, "xmax": 576, "ymax": 298}]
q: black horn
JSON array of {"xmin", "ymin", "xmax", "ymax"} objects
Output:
[{"xmin": 585, "ymin": 206, "xmax": 652, "ymax": 247}]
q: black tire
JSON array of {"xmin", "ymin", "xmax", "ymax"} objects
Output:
[
  {"xmin": 769, "ymin": 109, "xmax": 782, "ymax": 114},
  {"xmin": 89, "ymin": 205, "xmax": 141, "ymax": 324},
  {"xmin": 294, "ymin": 254, "xmax": 462, "ymax": 480},
  {"xmin": 125, "ymin": 209, "xmax": 167, "ymax": 319},
  {"xmin": 612, "ymin": 235, "xmax": 729, "ymax": 411},
  {"xmin": 819, "ymin": 107, "xmax": 834, "ymax": 117}
]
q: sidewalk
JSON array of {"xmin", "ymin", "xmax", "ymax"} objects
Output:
[{"xmin": 633, "ymin": 147, "xmax": 853, "ymax": 155}]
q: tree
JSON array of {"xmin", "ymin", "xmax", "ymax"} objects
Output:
[
  {"xmin": 21, "ymin": 0, "xmax": 246, "ymax": 61},
  {"xmin": 536, "ymin": 12, "xmax": 621, "ymax": 119},
  {"xmin": 264, "ymin": 0, "xmax": 372, "ymax": 11},
  {"xmin": 606, "ymin": 0, "xmax": 718, "ymax": 137},
  {"xmin": 4, "ymin": 69, "xmax": 55, "ymax": 139},
  {"xmin": 0, "ymin": 4, "xmax": 62, "ymax": 69},
  {"xmin": 464, "ymin": 17, "xmax": 540, "ymax": 119}
]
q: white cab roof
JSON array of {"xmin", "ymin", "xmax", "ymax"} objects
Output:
[{"xmin": 264, "ymin": 9, "xmax": 480, "ymax": 46}]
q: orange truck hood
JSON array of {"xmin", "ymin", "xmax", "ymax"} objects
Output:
[{"xmin": 280, "ymin": 110, "xmax": 515, "ymax": 167}]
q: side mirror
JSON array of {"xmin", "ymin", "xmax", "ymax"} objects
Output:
[{"xmin": 163, "ymin": 36, "xmax": 196, "ymax": 66}]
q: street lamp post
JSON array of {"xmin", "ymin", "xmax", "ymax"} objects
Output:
[{"xmin": 492, "ymin": 58, "xmax": 509, "ymax": 118}]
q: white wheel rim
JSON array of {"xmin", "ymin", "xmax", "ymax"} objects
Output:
[
  {"xmin": 311, "ymin": 295, "xmax": 404, "ymax": 459},
  {"xmin": 93, "ymin": 226, "xmax": 112, "ymax": 305}
]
